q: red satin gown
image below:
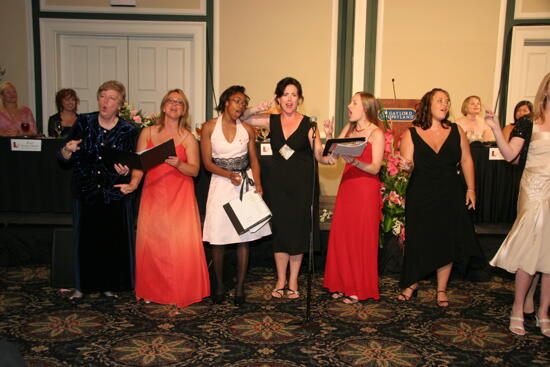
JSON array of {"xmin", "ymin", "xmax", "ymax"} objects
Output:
[
  {"xmin": 323, "ymin": 142, "xmax": 382, "ymax": 300},
  {"xmin": 135, "ymin": 140, "xmax": 210, "ymax": 307}
]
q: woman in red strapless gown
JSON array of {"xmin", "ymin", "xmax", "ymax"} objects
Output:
[
  {"xmin": 323, "ymin": 92, "xmax": 384, "ymax": 304},
  {"xmin": 119, "ymin": 89, "xmax": 210, "ymax": 308}
]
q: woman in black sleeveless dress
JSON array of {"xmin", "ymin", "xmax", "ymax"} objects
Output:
[
  {"xmin": 244, "ymin": 77, "xmax": 334, "ymax": 299},
  {"xmin": 397, "ymin": 88, "xmax": 483, "ymax": 307}
]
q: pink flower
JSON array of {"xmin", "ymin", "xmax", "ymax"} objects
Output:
[
  {"xmin": 387, "ymin": 190, "xmax": 402, "ymax": 205},
  {"xmin": 130, "ymin": 109, "xmax": 138, "ymax": 116},
  {"xmin": 399, "ymin": 227, "xmax": 406, "ymax": 244},
  {"xmin": 133, "ymin": 115, "xmax": 142, "ymax": 123}
]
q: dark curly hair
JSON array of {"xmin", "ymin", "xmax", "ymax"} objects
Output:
[
  {"xmin": 216, "ymin": 85, "xmax": 249, "ymax": 113},
  {"xmin": 413, "ymin": 88, "xmax": 452, "ymax": 130}
]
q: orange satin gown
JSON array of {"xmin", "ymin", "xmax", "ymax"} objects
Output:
[{"xmin": 135, "ymin": 141, "xmax": 210, "ymax": 307}]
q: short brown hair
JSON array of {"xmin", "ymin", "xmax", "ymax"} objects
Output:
[
  {"xmin": 55, "ymin": 88, "xmax": 79, "ymax": 113},
  {"xmin": 96, "ymin": 80, "xmax": 126, "ymax": 106}
]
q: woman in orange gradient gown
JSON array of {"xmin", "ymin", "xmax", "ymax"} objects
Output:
[{"xmin": 120, "ymin": 89, "xmax": 210, "ymax": 307}]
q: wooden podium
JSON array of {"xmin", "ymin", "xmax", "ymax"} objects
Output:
[{"xmin": 379, "ymin": 99, "xmax": 419, "ymax": 142}]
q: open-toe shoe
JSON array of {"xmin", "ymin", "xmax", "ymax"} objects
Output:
[
  {"xmin": 509, "ymin": 316, "xmax": 526, "ymax": 336},
  {"xmin": 397, "ymin": 286, "xmax": 418, "ymax": 301}
]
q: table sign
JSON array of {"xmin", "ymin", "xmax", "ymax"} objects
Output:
[
  {"xmin": 489, "ymin": 147, "xmax": 504, "ymax": 160},
  {"xmin": 10, "ymin": 139, "xmax": 42, "ymax": 152}
]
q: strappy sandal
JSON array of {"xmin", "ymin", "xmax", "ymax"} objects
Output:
[
  {"xmin": 397, "ymin": 286, "xmax": 418, "ymax": 301},
  {"xmin": 331, "ymin": 292, "xmax": 344, "ymax": 299},
  {"xmin": 509, "ymin": 316, "xmax": 526, "ymax": 336},
  {"xmin": 342, "ymin": 296, "xmax": 359, "ymax": 304},
  {"xmin": 271, "ymin": 288, "xmax": 285, "ymax": 299},
  {"xmin": 436, "ymin": 290, "xmax": 449, "ymax": 308},
  {"xmin": 536, "ymin": 316, "xmax": 550, "ymax": 337},
  {"xmin": 286, "ymin": 289, "xmax": 300, "ymax": 299}
]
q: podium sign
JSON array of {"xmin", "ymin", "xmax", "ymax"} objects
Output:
[{"xmin": 379, "ymin": 99, "xmax": 419, "ymax": 143}]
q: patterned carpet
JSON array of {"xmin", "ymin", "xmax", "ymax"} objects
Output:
[{"xmin": 0, "ymin": 265, "xmax": 548, "ymax": 367}]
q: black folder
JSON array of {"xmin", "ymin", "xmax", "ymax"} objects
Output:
[{"xmin": 100, "ymin": 139, "xmax": 176, "ymax": 171}]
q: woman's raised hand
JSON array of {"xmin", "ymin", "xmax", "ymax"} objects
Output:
[
  {"xmin": 483, "ymin": 107, "xmax": 500, "ymax": 131},
  {"xmin": 323, "ymin": 116, "xmax": 334, "ymax": 139}
]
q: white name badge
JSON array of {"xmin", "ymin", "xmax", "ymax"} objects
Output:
[
  {"xmin": 10, "ymin": 139, "xmax": 42, "ymax": 152},
  {"xmin": 260, "ymin": 143, "xmax": 273, "ymax": 156},
  {"xmin": 489, "ymin": 147, "xmax": 504, "ymax": 160}
]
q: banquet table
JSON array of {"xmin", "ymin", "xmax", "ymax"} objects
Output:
[
  {"xmin": 0, "ymin": 137, "xmax": 274, "ymax": 222},
  {"xmin": 469, "ymin": 142, "xmax": 521, "ymax": 224}
]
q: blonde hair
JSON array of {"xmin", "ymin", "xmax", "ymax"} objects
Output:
[
  {"xmin": 533, "ymin": 72, "xmax": 550, "ymax": 124},
  {"xmin": 158, "ymin": 89, "xmax": 191, "ymax": 131},
  {"xmin": 0, "ymin": 81, "xmax": 16, "ymax": 101},
  {"xmin": 460, "ymin": 95, "xmax": 481, "ymax": 116},
  {"xmin": 96, "ymin": 80, "xmax": 126, "ymax": 106}
]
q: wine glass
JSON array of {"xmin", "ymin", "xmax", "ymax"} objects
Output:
[
  {"xmin": 20, "ymin": 122, "xmax": 30, "ymax": 135},
  {"xmin": 54, "ymin": 122, "xmax": 63, "ymax": 137}
]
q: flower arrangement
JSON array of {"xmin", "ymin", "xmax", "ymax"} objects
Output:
[
  {"xmin": 379, "ymin": 109, "xmax": 409, "ymax": 247},
  {"xmin": 118, "ymin": 104, "xmax": 158, "ymax": 128}
]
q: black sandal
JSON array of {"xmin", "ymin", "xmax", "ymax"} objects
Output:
[
  {"xmin": 342, "ymin": 296, "xmax": 359, "ymax": 304},
  {"xmin": 397, "ymin": 286, "xmax": 418, "ymax": 301}
]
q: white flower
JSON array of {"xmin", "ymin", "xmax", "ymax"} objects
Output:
[{"xmin": 392, "ymin": 220, "xmax": 403, "ymax": 236}]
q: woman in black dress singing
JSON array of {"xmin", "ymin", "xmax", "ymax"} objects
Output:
[
  {"xmin": 397, "ymin": 88, "xmax": 482, "ymax": 307},
  {"xmin": 245, "ymin": 77, "xmax": 333, "ymax": 299}
]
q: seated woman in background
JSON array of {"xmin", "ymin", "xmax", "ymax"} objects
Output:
[
  {"xmin": 503, "ymin": 100, "xmax": 533, "ymax": 142},
  {"xmin": 322, "ymin": 92, "xmax": 384, "ymax": 304},
  {"xmin": 455, "ymin": 95, "xmax": 494, "ymax": 142},
  {"xmin": 0, "ymin": 81, "xmax": 37, "ymax": 136},
  {"xmin": 48, "ymin": 88, "xmax": 80, "ymax": 137}
]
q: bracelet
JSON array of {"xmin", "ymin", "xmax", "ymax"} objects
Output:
[{"xmin": 467, "ymin": 189, "xmax": 475, "ymax": 192}]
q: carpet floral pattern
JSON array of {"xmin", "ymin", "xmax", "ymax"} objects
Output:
[{"xmin": 0, "ymin": 266, "xmax": 548, "ymax": 367}]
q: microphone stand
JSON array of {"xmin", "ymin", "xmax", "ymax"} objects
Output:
[{"xmin": 303, "ymin": 118, "xmax": 319, "ymax": 331}]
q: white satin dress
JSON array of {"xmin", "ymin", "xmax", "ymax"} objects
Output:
[{"xmin": 490, "ymin": 126, "xmax": 550, "ymax": 275}]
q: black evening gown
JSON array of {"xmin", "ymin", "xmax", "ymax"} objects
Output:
[
  {"xmin": 268, "ymin": 114, "xmax": 319, "ymax": 255},
  {"xmin": 400, "ymin": 123, "xmax": 484, "ymax": 288}
]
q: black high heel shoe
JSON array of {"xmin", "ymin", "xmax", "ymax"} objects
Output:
[
  {"xmin": 212, "ymin": 293, "xmax": 225, "ymax": 304},
  {"xmin": 234, "ymin": 294, "xmax": 245, "ymax": 306}
]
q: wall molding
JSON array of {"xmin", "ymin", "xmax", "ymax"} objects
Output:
[
  {"xmin": 39, "ymin": 0, "xmax": 207, "ymax": 16},
  {"xmin": 514, "ymin": 0, "xmax": 550, "ymax": 20}
]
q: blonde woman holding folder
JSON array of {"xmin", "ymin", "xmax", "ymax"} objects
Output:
[
  {"xmin": 118, "ymin": 89, "xmax": 210, "ymax": 308},
  {"xmin": 322, "ymin": 92, "xmax": 384, "ymax": 304}
]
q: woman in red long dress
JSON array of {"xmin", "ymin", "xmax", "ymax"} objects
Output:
[
  {"xmin": 322, "ymin": 92, "xmax": 384, "ymax": 304},
  {"xmin": 119, "ymin": 89, "xmax": 210, "ymax": 308}
]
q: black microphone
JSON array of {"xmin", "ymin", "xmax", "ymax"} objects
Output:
[
  {"xmin": 392, "ymin": 78, "xmax": 397, "ymax": 99},
  {"xmin": 310, "ymin": 116, "xmax": 317, "ymax": 129}
]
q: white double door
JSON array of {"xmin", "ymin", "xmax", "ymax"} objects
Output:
[
  {"xmin": 58, "ymin": 34, "xmax": 192, "ymax": 118},
  {"xmin": 506, "ymin": 26, "xmax": 550, "ymax": 123}
]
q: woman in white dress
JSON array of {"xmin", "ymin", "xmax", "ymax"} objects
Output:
[
  {"xmin": 200, "ymin": 85, "xmax": 271, "ymax": 306},
  {"xmin": 485, "ymin": 72, "xmax": 550, "ymax": 337}
]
